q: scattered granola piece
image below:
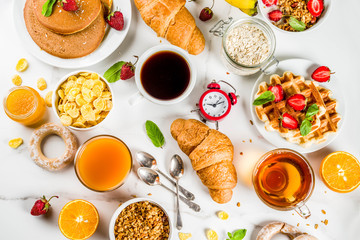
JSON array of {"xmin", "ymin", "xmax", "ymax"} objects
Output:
[
  {"xmin": 45, "ymin": 91, "xmax": 53, "ymax": 107},
  {"xmin": 250, "ymin": 120, "xmax": 254, "ymax": 125},
  {"xmin": 179, "ymin": 232, "xmax": 192, "ymax": 240},
  {"xmin": 9, "ymin": 138, "xmax": 23, "ymax": 149},
  {"xmin": 240, "ymin": 152, "xmax": 243, "ymax": 155},
  {"xmin": 321, "ymin": 209, "xmax": 326, "ymax": 215},
  {"xmin": 297, "ymin": 223, "xmax": 300, "ymax": 227},
  {"xmin": 37, "ymin": 78, "xmax": 47, "ymax": 91},
  {"xmin": 306, "ymin": 224, "xmax": 310, "ymax": 226},
  {"xmin": 236, "ymin": 202, "xmax": 241, "ymax": 207},
  {"xmin": 242, "ymin": 140, "xmax": 245, "ymax": 143},
  {"xmin": 217, "ymin": 211, "xmax": 229, "ymax": 220},
  {"xmin": 314, "ymin": 224, "xmax": 318, "ymax": 229},
  {"xmin": 147, "ymin": 193, "xmax": 152, "ymax": 196},
  {"xmin": 16, "ymin": 58, "xmax": 28, "ymax": 72},
  {"xmin": 324, "ymin": 219, "xmax": 328, "ymax": 225},
  {"xmin": 226, "ymin": 72, "xmax": 230, "ymax": 75},
  {"xmin": 12, "ymin": 74, "xmax": 22, "ymax": 86},
  {"xmin": 250, "ymin": 139, "xmax": 252, "ymax": 143}
]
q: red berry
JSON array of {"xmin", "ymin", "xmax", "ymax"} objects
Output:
[
  {"xmin": 120, "ymin": 63, "xmax": 135, "ymax": 80},
  {"xmin": 61, "ymin": 0, "xmax": 78, "ymax": 12},
  {"xmin": 307, "ymin": 0, "xmax": 324, "ymax": 17},
  {"xmin": 262, "ymin": 0, "xmax": 278, "ymax": 7},
  {"xmin": 287, "ymin": 94, "xmax": 307, "ymax": 111},
  {"xmin": 199, "ymin": 7, "xmax": 213, "ymax": 21},
  {"xmin": 311, "ymin": 66, "xmax": 334, "ymax": 82},
  {"xmin": 281, "ymin": 113, "xmax": 298, "ymax": 129},
  {"xmin": 106, "ymin": 11, "xmax": 124, "ymax": 31},
  {"xmin": 30, "ymin": 196, "xmax": 58, "ymax": 216},
  {"xmin": 268, "ymin": 10, "xmax": 283, "ymax": 22},
  {"xmin": 268, "ymin": 84, "xmax": 284, "ymax": 102}
]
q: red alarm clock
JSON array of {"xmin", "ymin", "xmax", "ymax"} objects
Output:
[{"xmin": 195, "ymin": 80, "xmax": 238, "ymax": 129}]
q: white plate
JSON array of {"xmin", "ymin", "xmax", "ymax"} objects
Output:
[
  {"xmin": 13, "ymin": 0, "xmax": 131, "ymax": 68},
  {"xmin": 250, "ymin": 58, "xmax": 345, "ymax": 153}
]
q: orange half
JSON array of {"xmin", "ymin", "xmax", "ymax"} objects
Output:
[
  {"xmin": 320, "ymin": 151, "xmax": 360, "ymax": 193},
  {"xmin": 58, "ymin": 199, "xmax": 99, "ymax": 240}
]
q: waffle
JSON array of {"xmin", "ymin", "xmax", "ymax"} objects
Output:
[{"xmin": 255, "ymin": 71, "xmax": 341, "ymax": 147}]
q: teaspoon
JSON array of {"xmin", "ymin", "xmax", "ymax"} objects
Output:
[{"xmin": 169, "ymin": 154, "xmax": 184, "ymax": 230}]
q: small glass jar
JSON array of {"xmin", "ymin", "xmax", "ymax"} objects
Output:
[
  {"xmin": 3, "ymin": 86, "xmax": 46, "ymax": 126},
  {"xmin": 213, "ymin": 18, "xmax": 278, "ymax": 76}
]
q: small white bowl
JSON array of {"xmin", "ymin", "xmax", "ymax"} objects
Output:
[
  {"xmin": 258, "ymin": 0, "xmax": 332, "ymax": 34},
  {"xmin": 52, "ymin": 70, "xmax": 114, "ymax": 131},
  {"xmin": 109, "ymin": 198, "xmax": 173, "ymax": 240},
  {"xmin": 134, "ymin": 44, "xmax": 196, "ymax": 105}
]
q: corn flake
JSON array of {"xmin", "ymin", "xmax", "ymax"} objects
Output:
[
  {"xmin": 93, "ymin": 98, "xmax": 106, "ymax": 111},
  {"xmin": 45, "ymin": 91, "xmax": 53, "ymax": 107},
  {"xmin": 37, "ymin": 78, "xmax": 47, "ymax": 91},
  {"xmin": 179, "ymin": 233, "xmax": 192, "ymax": 240},
  {"xmin": 9, "ymin": 138, "xmax": 23, "ymax": 149},
  {"xmin": 216, "ymin": 211, "xmax": 229, "ymax": 220},
  {"xmin": 206, "ymin": 230, "xmax": 218, "ymax": 240},
  {"xmin": 12, "ymin": 74, "xmax": 22, "ymax": 86},
  {"xmin": 60, "ymin": 115, "xmax": 72, "ymax": 126},
  {"xmin": 16, "ymin": 58, "xmax": 28, "ymax": 72}
]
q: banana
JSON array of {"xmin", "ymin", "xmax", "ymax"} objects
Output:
[{"xmin": 224, "ymin": 0, "xmax": 258, "ymax": 16}]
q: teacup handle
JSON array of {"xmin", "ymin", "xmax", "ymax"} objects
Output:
[
  {"xmin": 128, "ymin": 91, "xmax": 144, "ymax": 105},
  {"xmin": 295, "ymin": 203, "xmax": 311, "ymax": 219}
]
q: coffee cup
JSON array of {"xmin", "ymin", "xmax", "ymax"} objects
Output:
[{"xmin": 129, "ymin": 45, "xmax": 196, "ymax": 105}]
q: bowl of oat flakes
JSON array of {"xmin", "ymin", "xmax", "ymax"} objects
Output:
[
  {"xmin": 258, "ymin": 0, "xmax": 332, "ymax": 33},
  {"xmin": 109, "ymin": 198, "xmax": 172, "ymax": 240}
]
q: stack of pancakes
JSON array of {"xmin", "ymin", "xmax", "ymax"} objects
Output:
[{"xmin": 24, "ymin": 0, "xmax": 112, "ymax": 58}]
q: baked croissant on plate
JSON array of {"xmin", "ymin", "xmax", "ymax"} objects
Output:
[
  {"xmin": 171, "ymin": 119, "xmax": 237, "ymax": 204},
  {"xmin": 134, "ymin": 0, "xmax": 205, "ymax": 55}
]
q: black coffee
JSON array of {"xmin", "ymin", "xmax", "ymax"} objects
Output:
[{"xmin": 140, "ymin": 51, "xmax": 190, "ymax": 100}]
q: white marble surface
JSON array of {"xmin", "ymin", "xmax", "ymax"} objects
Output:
[{"xmin": 1, "ymin": 0, "xmax": 360, "ymax": 239}]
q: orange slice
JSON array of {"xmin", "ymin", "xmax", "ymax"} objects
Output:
[
  {"xmin": 320, "ymin": 151, "xmax": 360, "ymax": 193},
  {"xmin": 58, "ymin": 199, "xmax": 99, "ymax": 240}
]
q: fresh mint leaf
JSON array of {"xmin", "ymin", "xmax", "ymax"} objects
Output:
[
  {"xmin": 306, "ymin": 104, "xmax": 319, "ymax": 118},
  {"xmin": 300, "ymin": 118, "xmax": 312, "ymax": 136},
  {"xmin": 42, "ymin": 0, "xmax": 57, "ymax": 17},
  {"xmin": 104, "ymin": 61, "xmax": 126, "ymax": 83},
  {"xmin": 289, "ymin": 16, "xmax": 306, "ymax": 31},
  {"xmin": 253, "ymin": 91, "xmax": 275, "ymax": 106},
  {"xmin": 145, "ymin": 120, "xmax": 165, "ymax": 148},
  {"xmin": 227, "ymin": 229, "xmax": 247, "ymax": 240}
]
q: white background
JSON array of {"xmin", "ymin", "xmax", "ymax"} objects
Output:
[{"xmin": 1, "ymin": 0, "xmax": 360, "ymax": 239}]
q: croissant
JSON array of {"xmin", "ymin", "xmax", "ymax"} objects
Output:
[
  {"xmin": 134, "ymin": 0, "xmax": 205, "ymax": 55},
  {"xmin": 171, "ymin": 119, "xmax": 237, "ymax": 204}
]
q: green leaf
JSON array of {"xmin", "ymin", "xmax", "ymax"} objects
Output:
[
  {"xmin": 289, "ymin": 16, "xmax": 306, "ymax": 31},
  {"xmin": 104, "ymin": 61, "xmax": 126, "ymax": 83},
  {"xmin": 253, "ymin": 91, "xmax": 275, "ymax": 106},
  {"xmin": 42, "ymin": 0, "xmax": 57, "ymax": 17},
  {"xmin": 227, "ymin": 229, "xmax": 247, "ymax": 240},
  {"xmin": 306, "ymin": 104, "xmax": 319, "ymax": 118},
  {"xmin": 145, "ymin": 120, "xmax": 165, "ymax": 148},
  {"xmin": 300, "ymin": 119, "xmax": 312, "ymax": 136}
]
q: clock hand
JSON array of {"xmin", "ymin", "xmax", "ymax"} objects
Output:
[
  {"xmin": 206, "ymin": 103, "xmax": 217, "ymax": 107},
  {"xmin": 215, "ymin": 101, "xmax": 225, "ymax": 106}
]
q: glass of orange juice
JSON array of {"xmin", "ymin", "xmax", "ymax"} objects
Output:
[
  {"xmin": 74, "ymin": 135, "xmax": 133, "ymax": 192},
  {"xmin": 3, "ymin": 86, "xmax": 46, "ymax": 126}
]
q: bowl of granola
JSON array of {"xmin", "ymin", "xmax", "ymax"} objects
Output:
[
  {"xmin": 109, "ymin": 198, "xmax": 172, "ymax": 240},
  {"xmin": 258, "ymin": 0, "xmax": 332, "ymax": 33}
]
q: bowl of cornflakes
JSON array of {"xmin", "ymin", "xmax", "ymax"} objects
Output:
[{"xmin": 52, "ymin": 70, "xmax": 114, "ymax": 131}]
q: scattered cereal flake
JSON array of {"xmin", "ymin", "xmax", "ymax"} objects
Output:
[
  {"xmin": 314, "ymin": 224, "xmax": 318, "ymax": 229},
  {"xmin": 8, "ymin": 138, "xmax": 23, "ymax": 149},
  {"xmin": 12, "ymin": 74, "xmax": 22, "ymax": 86},
  {"xmin": 60, "ymin": 115, "xmax": 73, "ymax": 126},
  {"xmin": 37, "ymin": 78, "xmax": 47, "ymax": 91},
  {"xmin": 321, "ymin": 209, "xmax": 326, "ymax": 215},
  {"xmin": 236, "ymin": 202, "xmax": 241, "ymax": 207},
  {"xmin": 16, "ymin": 58, "xmax": 28, "ymax": 72},
  {"xmin": 206, "ymin": 229, "xmax": 218, "ymax": 240},
  {"xmin": 324, "ymin": 219, "xmax": 328, "ymax": 225},
  {"xmin": 45, "ymin": 91, "xmax": 53, "ymax": 107},
  {"xmin": 179, "ymin": 232, "xmax": 192, "ymax": 240},
  {"xmin": 217, "ymin": 211, "xmax": 229, "ymax": 220}
]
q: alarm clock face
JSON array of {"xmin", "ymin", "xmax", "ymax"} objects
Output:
[{"xmin": 199, "ymin": 89, "xmax": 231, "ymax": 121}]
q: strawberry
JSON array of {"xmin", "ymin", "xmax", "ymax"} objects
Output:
[
  {"xmin": 262, "ymin": 0, "xmax": 278, "ymax": 7},
  {"xmin": 120, "ymin": 56, "xmax": 139, "ymax": 80},
  {"xmin": 268, "ymin": 10, "xmax": 283, "ymax": 22},
  {"xmin": 287, "ymin": 94, "xmax": 306, "ymax": 111},
  {"xmin": 307, "ymin": 0, "xmax": 324, "ymax": 17},
  {"xmin": 268, "ymin": 84, "xmax": 284, "ymax": 102},
  {"xmin": 311, "ymin": 66, "xmax": 334, "ymax": 82},
  {"xmin": 30, "ymin": 195, "xmax": 58, "ymax": 216},
  {"xmin": 60, "ymin": 0, "xmax": 78, "ymax": 12},
  {"xmin": 281, "ymin": 113, "xmax": 298, "ymax": 129},
  {"xmin": 199, "ymin": 0, "xmax": 214, "ymax": 21},
  {"xmin": 106, "ymin": 11, "xmax": 124, "ymax": 31}
]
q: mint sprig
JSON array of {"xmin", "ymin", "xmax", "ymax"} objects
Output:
[
  {"xmin": 227, "ymin": 229, "xmax": 247, "ymax": 240},
  {"xmin": 145, "ymin": 120, "xmax": 165, "ymax": 148},
  {"xmin": 300, "ymin": 104, "xmax": 319, "ymax": 136},
  {"xmin": 289, "ymin": 16, "xmax": 306, "ymax": 31},
  {"xmin": 253, "ymin": 91, "xmax": 275, "ymax": 106},
  {"xmin": 42, "ymin": 0, "xmax": 57, "ymax": 17},
  {"xmin": 104, "ymin": 61, "xmax": 126, "ymax": 83}
]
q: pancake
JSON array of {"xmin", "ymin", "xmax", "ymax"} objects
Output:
[
  {"xmin": 24, "ymin": 0, "xmax": 106, "ymax": 59},
  {"xmin": 32, "ymin": 0, "xmax": 102, "ymax": 35}
]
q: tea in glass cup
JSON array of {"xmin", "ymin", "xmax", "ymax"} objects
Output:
[{"xmin": 252, "ymin": 148, "xmax": 314, "ymax": 218}]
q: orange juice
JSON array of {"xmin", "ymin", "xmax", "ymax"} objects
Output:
[
  {"xmin": 4, "ymin": 86, "xmax": 45, "ymax": 125},
  {"xmin": 75, "ymin": 135, "xmax": 132, "ymax": 192}
]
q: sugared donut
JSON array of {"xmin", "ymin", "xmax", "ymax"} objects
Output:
[
  {"xmin": 257, "ymin": 222, "xmax": 318, "ymax": 240},
  {"xmin": 29, "ymin": 123, "xmax": 78, "ymax": 171}
]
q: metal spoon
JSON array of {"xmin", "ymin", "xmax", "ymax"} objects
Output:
[
  {"xmin": 137, "ymin": 167, "xmax": 200, "ymax": 212},
  {"xmin": 169, "ymin": 154, "xmax": 184, "ymax": 230},
  {"xmin": 136, "ymin": 151, "xmax": 195, "ymax": 200}
]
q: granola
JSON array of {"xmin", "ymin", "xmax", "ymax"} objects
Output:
[{"xmin": 114, "ymin": 201, "xmax": 170, "ymax": 240}]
